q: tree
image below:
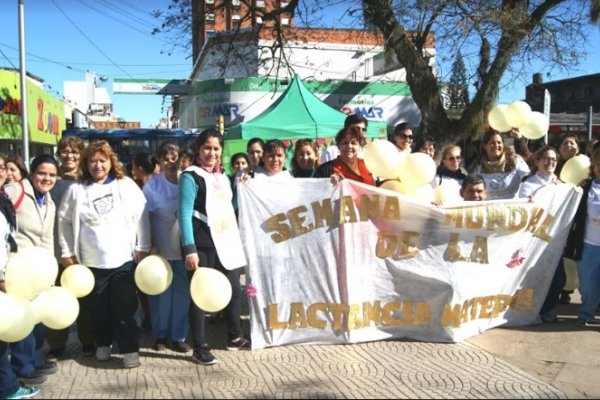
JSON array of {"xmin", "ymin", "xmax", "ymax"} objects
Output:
[
  {"xmin": 448, "ymin": 50, "xmax": 469, "ymax": 111},
  {"xmin": 154, "ymin": 0, "xmax": 599, "ymax": 142}
]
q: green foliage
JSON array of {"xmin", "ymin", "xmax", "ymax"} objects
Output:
[{"xmin": 448, "ymin": 51, "xmax": 469, "ymax": 110}]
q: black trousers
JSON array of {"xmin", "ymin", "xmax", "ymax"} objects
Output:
[
  {"xmin": 88, "ymin": 261, "xmax": 139, "ymax": 354},
  {"xmin": 188, "ymin": 247, "xmax": 242, "ymax": 349}
]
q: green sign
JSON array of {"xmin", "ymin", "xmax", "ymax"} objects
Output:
[{"xmin": 0, "ymin": 69, "xmax": 65, "ymax": 145}]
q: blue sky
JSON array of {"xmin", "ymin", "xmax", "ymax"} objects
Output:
[
  {"xmin": 0, "ymin": 0, "xmax": 190, "ymax": 128},
  {"xmin": 1, "ymin": 1, "xmax": 599, "ymax": 129}
]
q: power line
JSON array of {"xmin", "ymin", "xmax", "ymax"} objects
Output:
[
  {"xmin": 49, "ymin": 0, "xmax": 136, "ymax": 80},
  {"xmin": 0, "ymin": 47, "xmax": 17, "ymax": 69}
]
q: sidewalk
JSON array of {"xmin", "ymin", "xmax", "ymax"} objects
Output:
[
  {"xmin": 468, "ymin": 291, "xmax": 600, "ymax": 399},
  {"xmin": 31, "ymin": 312, "xmax": 580, "ymax": 399}
]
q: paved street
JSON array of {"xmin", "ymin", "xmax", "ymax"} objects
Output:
[{"xmin": 35, "ymin": 315, "xmax": 569, "ymax": 399}]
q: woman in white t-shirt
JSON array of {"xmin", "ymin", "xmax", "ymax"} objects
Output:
[
  {"xmin": 471, "ymin": 131, "xmax": 530, "ymax": 200},
  {"xmin": 565, "ymin": 148, "xmax": 600, "ymax": 326},
  {"xmin": 58, "ymin": 140, "xmax": 149, "ymax": 369},
  {"xmin": 140, "ymin": 142, "xmax": 191, "ymax": 353}
]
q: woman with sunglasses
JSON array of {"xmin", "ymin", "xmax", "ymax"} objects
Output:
[
  {"xmin": 432, "ymin": 144, "xmax": 466, "ymax": 203},
  {"xmin": 390, "ymin": 122, "xmax": 414, "ymax": 155}
]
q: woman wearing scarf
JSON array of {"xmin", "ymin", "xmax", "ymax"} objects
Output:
[
  {"xmin": 471, "ymin": 131, "xmax": 530, "ymax": 200},
  {"xmin": 178, "ymin": 129, "xmax": 249, "ymax": 366},
  {"xmin": 315, "ymin": 125, "xmax": 375, "ymax": 185},
  {"xmin": 431, "ymin": 144, "xmax": 467, "ymax": 203}
]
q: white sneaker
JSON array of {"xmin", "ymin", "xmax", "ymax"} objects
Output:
[
  {"xmin": 96, "ymin": 346, "xmax": 111, "ymax": 361},
  {"xmin": 123, "ymin": 352, "xmax": 140, "ymax": 369}
]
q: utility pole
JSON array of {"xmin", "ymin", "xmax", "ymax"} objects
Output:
[{"xmin": 18, "ymin": 0, "xmax": 30, "ymax": 170}]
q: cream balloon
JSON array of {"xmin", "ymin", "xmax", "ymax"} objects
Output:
[
  {"xmin": 396, "ymin": 152, "xmax": 437, "ymax": 189},
  {"xmin": 190, "ymin": 267, "xmax": 232, "ymax": 313},
  {"xmin": 519, "ymin": 111, "xmax": 549, "ymax": 140},
  {"xmin": 0, "ymin": 292, "xmax": 35, "ymax": 342},
  {"xmin": 363, "ymin": 139, "xmax": 401, "ymax": 179},
  {"xmin": 488, "ymin": 104, "xmax": 512, "ymax": 132},
  {"xmin": 134, "ymin": 255, "xmax": 173, "ymax": 296},
  {"xmin": 560, "ymin": 154, "xmax": 591, "ymax": 185},
  {"xmin": 30, "ymin": 291, "xmax": 50, "ymax": 324},
  {"xmin": 433, "ymin": 185, "xmax": 452, "ymax": 203},
  {"xmin": 60, "ymin": 264, "xmax": 95, "ymax": 298},
  {"xmin": 380, "ymin": 179, "xmax": 412, "ymax": 194},
  {"xmin": 4, "ymin": 247, "xmax": 58, "ymax": 300},
  {"xmin": 408, "ymin": 184, "xmax": 435, "ymax": 203},
  {"xmin": 39, "ymin": 287, "xmax": 80, "ymax": 330},
  {"xmin": 505, "ymin": 101, "xmax": 532, "ymax": 129}
]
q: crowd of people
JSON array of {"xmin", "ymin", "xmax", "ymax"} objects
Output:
[{"xmin": 1, "ymin": 114, "xmax": 600, "ymax": 399}]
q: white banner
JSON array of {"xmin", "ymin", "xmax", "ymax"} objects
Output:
[{"xmin": 237, "ymin": 179, "xmax": 581, "ymax": 349}]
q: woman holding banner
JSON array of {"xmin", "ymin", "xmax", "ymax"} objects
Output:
[
  {"xmin": 518, "ymin": 146, "xmax": 564, "ymax": 322},
  {"xmin": 179, "ymin": 129, "xmax": 249, "ymax": 366},
  {"xmin": 565, "ymin": 148, "xmax": 600, "ymax": 326},
  {"xmin": 471, "ymin": 130, "xmax": 529, "ymax": 200},
  {"xmin": 314, "ymin": 125, "xmax": 375, "ymax": 185}
]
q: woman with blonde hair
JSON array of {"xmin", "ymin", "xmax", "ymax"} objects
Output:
[
  {"xmin": 291, "ymin": 139, "xmax": 320, "ymax": 178},
  {"xmin": 58, "ymin": 140, "xmax": 150, "ymax": 369}
]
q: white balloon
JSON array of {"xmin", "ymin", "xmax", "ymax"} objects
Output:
[
  {"xmin": 134, "ymin": 255, "xmax": 173, "ymax": 296},
  {"xmin": 61, "ymin": 264, "xmax": 95, "ymax": 298},
  {"xmin": 396, "ymin": 153, "xmax": 437, "ymax": 189},
  {"xmin": 0, "ymin": 292, "xmax": 35, "ymax": 342},
  {"xmin": 363, "ymin": 139, "xmax": 401, "ymax": 179},
  {"xmin": 505, "ymin": 101, "xmax": 532, "ymax": 129},
  {"xmin": 39, "ymin": 287, "xmax": 80, "ymax": 330},
  {"xmin": 519, "ymin": 111, "xmax": 549, "ymax": 140},
  {"xmin": 560, "ymin": 154, "xmax": 591, "ymax": 185},
  {"xmin": 488, "ymin": 104, "xmax": 512, "ymax": 132},
  {"xmin": 5, "ymin": 247, "xmax": 58, "ymax": 300},
  {"xmin": 190, "ymin": 268, "xmax": 232, "ymax": 313}
]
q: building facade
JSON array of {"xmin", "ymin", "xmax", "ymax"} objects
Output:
[{"xmin": 177, "ymin": 0, "xmax": 435, "ymax": 134}]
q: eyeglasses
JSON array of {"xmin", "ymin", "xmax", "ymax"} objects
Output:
[
  {"xmin": 397, "ymin": 133, "xmax": 413, "ymax": 140},
  {"xmin": 540, "ymin": 157, "xmax": 557, "ymax": 163}
]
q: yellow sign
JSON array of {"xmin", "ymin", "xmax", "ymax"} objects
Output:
[{"xmin": 0, "ymin": 69, "xmax": 65, "ymax": 145}]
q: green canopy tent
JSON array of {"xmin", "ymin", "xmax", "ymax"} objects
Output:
[{"xmin": 225, "ymin": 74, "xmax": 387, "ymax": 141}]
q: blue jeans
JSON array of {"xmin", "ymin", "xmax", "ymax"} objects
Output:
[
  {"xmin": 577, "ymin": 243, "xmax": 600, "ymax": 320},
  {"xmin": 9, "ymin": 324, "xmax": 45, "ymax": 377},
  {"xmin": 88, "ymin": 261, "xmax": 139, "ymax": 354},
  {"xmin": 147, "ymin": 259, "xmax": 190, "ymax": 342},
  {"xmin": 0, "ymin": 341, "xmax": 19, "ymax": 398}
]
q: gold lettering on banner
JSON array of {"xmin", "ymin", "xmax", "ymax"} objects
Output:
[
  {"xmin": 358, "ymin": 194, "xmax": 381, "ymax": 221},
  {"xmin": 375, "ymin": 231, "xmax": 421, "ymax": 259},
  {"xmin": 526, "ymin": 207, "xmax": 544, "ymax": 233},
  {"xmin": 470, "ymin": 236, "xmax": 489, "ymax": 264},
  {"xmin": 266, "ymin": 301, "xmax": 432, "ymax": 331},
  {"xmin": 289, "ymin": 302, "xmax": 308, "ymax": 329},
  {"xmin": 311, "ymin": 198, "xmax": 335, "ymax": 229},
  {"xmin": 339, "ymin": 196, "xmax": 358, "ymax": 224},
  {"xmin": 362, "ymin": 301, "xmax": 383, "ymax": 326},
  {"xmin": 264, "ymin": 213, "xmax": 291, "ymax": 243},
  {"xmin": 268, "ymin": 304, "xmax": 289, "ymax": 330},
  {"xmin": 307, "ymin": 303, "xmax": 328, "ymax": 329},
  {"xmin": 445, "ymin": 233, "xmax": 467, "ymax": 261},
  {"xmin": 348, "ymin": 304, "xmax": 362, "ymax": 330},
  {"xmin": 508, "ymin": 207, "xmax": 529, "ymax": 231},
  {"xmin": 465, "ymin": 206, "xmax": 484, "ymax": 229},
  {"xmin": 287, "ymin": 206, "xmax": 313, "ymax": 237},
  {"xmin": 533, "ymin": 214, "xmax": 555, "ymax": 242},
  {"xmin": 440, "ymin": 289, "xmax": 536, "ymax": 328},
  {"xmin": 382, "ymin": 196, "xmax": 401, "ymax": 220}
]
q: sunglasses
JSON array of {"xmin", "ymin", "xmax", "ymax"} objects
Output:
[
  {"xmin": 447, "ymin": 156, "xmax": 462, "ymax": 161},
  {"xmin": 397, "ymin": 133, "xmax": 413, "ymax": 140}
]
